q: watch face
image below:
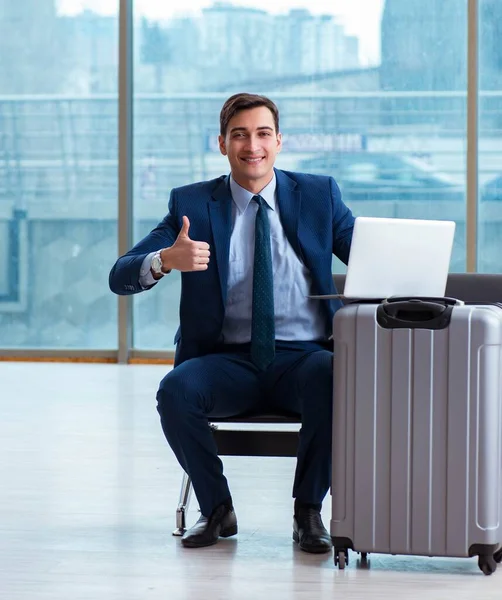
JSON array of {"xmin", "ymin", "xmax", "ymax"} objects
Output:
[{"xmin": 153, "ymin": 254, "xmax": 162, "ymax": 273}]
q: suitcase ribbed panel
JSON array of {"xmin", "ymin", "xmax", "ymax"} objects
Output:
[
  {"xmin": 331, "ymin": 304, "xmax": 502, "ymax": 558},
  {"xmin": 410, "ymin": 328, "xmax": 449, "ymax": 556},
  {"xmin": 389, "ymin": 328, "xmax": 414, "ymax": 553}
]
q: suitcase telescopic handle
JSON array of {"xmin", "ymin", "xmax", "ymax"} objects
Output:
[{"xmin": 377, "ymin": 298, "xmax": 456, "ymax": 330}]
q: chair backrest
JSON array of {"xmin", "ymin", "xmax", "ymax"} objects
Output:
[
  {"xmin": 333, "ymin": 273, "xmax": 502, "ymax": 303},
  {"xmin": 444, "ymin": 273, "xmax": 502, "ymax": 303}
]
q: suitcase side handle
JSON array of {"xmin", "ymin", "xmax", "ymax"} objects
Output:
[
  {"xmin": 377, "ymin": 298, "xmax": 455, "ymax": 330},
  {"xmin": 385, "ymin": 296, "xmax": 463, "ymax": 307}
]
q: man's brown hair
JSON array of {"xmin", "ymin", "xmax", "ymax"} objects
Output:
[{"xmin": 219, "ymin": 93, "xmax": 280, "ymax": 137}]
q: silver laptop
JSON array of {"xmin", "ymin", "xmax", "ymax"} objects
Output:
[{"xmin": 314, "ymin": 216, "xmax": 456, "ymax": 300}]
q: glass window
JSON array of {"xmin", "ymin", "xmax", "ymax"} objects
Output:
[
  {"xmin": 0, "ymin": 2, "xmax": 119, "ymax": 349},
  {"xmin": 132, "ymin": 0, "xmax": 468, "ymax": 350},
  {"xmin": 478, "ymin": 0, "xmax": 502, "ymax": 273},
  {"xmin": 344, "ymin": 163, "xmax": 379, "ymax": 183},
  {"xmin": 358, "ymin": 0, "xmax": 467, "ymax": 273}
]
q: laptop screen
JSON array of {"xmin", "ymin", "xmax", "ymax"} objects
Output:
[{"xmin": 343, "ymin": 217, "xmax": 455, "ymax": 299}]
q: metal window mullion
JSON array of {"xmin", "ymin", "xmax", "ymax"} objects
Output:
[
  {"xmin": 466, "ymin": 0, "xmax": 479, "ymax": 272},
  {"xmin": 118, "ymin": 0, "xmax": 134, "ymax": 363}
]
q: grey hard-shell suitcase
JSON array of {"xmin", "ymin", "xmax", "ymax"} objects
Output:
[{"xmin": 330, "ymin": 297, "xmax": 502, "ymax": 575}]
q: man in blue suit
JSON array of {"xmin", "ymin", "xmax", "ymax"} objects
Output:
[{"xmin": 109, "ymin": 93, "xmax": 354, "ymax": 552}]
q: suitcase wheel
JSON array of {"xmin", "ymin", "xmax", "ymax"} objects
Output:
[
  {"xmin": 478, "ymin": 554, "xmax": 497, "ymax": 576},
  {"xmin": 334, "ymin": 549, "xmax": 348, "ymax": 570},
  {"xmin": 494, "ymin": 547, "xmax": 502, "ymax": 564}
]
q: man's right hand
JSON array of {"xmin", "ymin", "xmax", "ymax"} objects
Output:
[{"xmin": 160, "ymin": 216, "xmax": 210, "ymax": 272}]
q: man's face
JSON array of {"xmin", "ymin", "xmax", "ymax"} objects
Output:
[{"xmin": 218, "ymin": 106, "xmax": 282, "ymax": 193}]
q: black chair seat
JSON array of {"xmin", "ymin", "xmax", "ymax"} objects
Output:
[
  {"xmin": 209, "ymin": 410, "xmax": 301, "ymax": 457},
  {"xmin": 209, "ymin": 410, "xmax": 301, "ymax": 425}
]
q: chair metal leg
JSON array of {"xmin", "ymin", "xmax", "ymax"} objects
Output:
[{"xmin": 172, "ymin": 471, "xmax": 193, "ymax": 536}]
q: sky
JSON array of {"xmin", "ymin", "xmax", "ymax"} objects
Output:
[{"xmin": 57, "ymin": 0, "xmax": 385, "ymax": 66}]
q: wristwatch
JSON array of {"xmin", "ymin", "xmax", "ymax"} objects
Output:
[{"xmin": 151, "ymin": 250, "xmax": 168, "ymax": 276}]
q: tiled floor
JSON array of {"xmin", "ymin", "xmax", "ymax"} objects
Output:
[{"xmin": 1, "ymin": 362, "xmax": 500, "ymax": 599}]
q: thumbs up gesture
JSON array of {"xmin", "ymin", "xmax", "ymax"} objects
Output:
[{"xmin": 160, "ymin": 216, "xmax": 211, "ymax": 272}]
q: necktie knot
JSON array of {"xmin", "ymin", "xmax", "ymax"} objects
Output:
[{"xmin": 252, "ymin": 194, "xmax": 266, "ymax": 208}]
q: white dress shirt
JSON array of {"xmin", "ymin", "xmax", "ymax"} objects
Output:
[
  {"xmin": 139, "ymin": 174, "xmax": 327, "ymax": 343},
  {"xmin": 222, "ymin": 174, "xmax": 326, "ymax": 343}
]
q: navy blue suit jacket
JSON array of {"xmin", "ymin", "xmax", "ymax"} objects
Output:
[{"xmin": 109, "ymin": 168, "xmax": 355, "ymax": 365}]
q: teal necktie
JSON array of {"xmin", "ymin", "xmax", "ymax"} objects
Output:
[{"xmin": 250, "ymin": 195, "xmax": 275, "ymax": 370}]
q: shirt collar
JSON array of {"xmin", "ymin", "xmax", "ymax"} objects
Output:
[{"xmin": 229, "ymin": 173, "xmax": 277, "ymax": 214}]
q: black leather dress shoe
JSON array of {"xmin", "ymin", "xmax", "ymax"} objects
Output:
[
  {"xmin": 181, "ymin": 504, "xmax": 238, "ymax": 548},
  {"xmin": 293, "ymin": 507, "xmax": 333, "ymax": 554}
]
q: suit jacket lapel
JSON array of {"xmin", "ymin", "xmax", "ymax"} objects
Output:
[
  {"xmin": 275, "ymin": 169, "xmax": 303, "ymax": 261},
  {"xmin": 209, "ymin": 176, "xmax": 233, "ymax": 304}
]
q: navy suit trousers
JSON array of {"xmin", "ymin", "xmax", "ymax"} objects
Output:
[{"xmin": 156, "ymin": 340, "xmax": 334, "ymax": 517}]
